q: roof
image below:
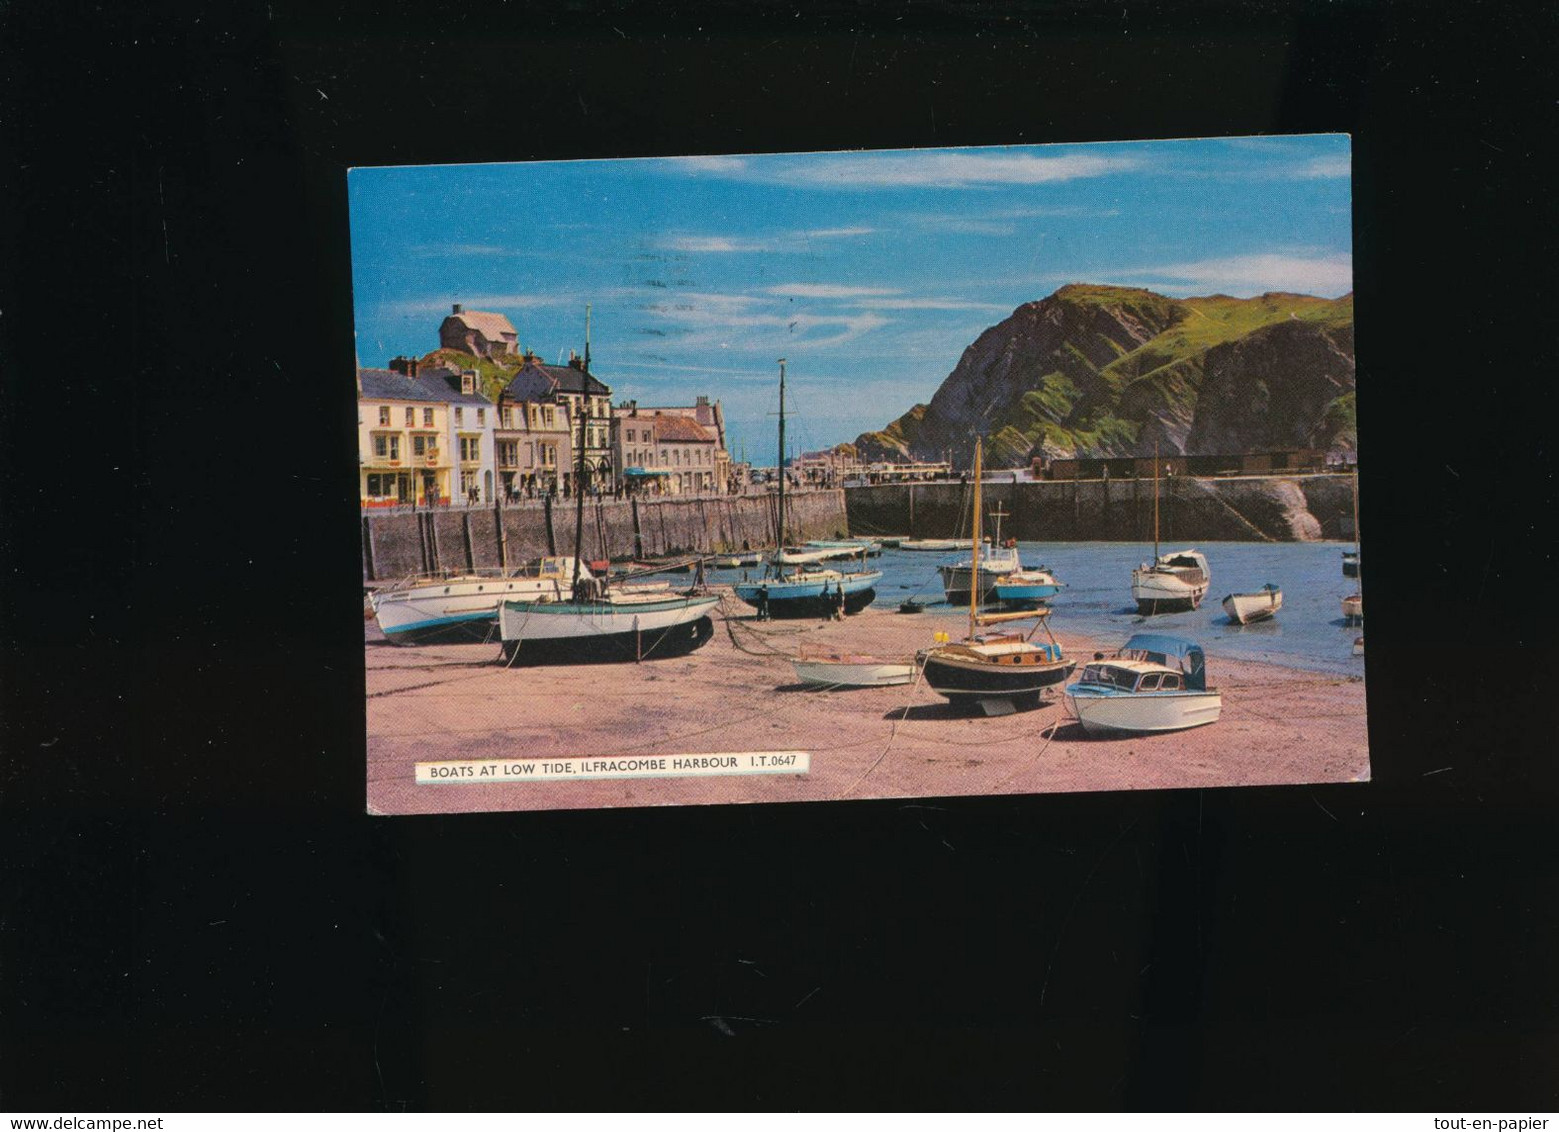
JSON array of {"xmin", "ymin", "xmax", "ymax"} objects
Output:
[
  {"xmin": 442, "ymin": 309, "xmax": 517, "ymax": 341},
  {"xmin": 501, "ymin": 359, "xmax": 611, "ymax": 399},
  {"xmin": 650, "ymin": 414, "xmax": 714, "ymax": 443},
  {"xmin": 358, "ymin": 368, "xmax": 493, "ymax": 407}
]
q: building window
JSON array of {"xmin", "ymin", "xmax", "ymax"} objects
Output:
[
  {"xmin": 542, "ymin": 406, "xmax": 555, "ymax": 427},
  {"xmin": 461, "ymin": 470, "xmax": 477, "ymax": 495},
  {"xmin": 404, "ymin": 407, "xmax": 414, "ymax": 427},
  {"xmin": 412, "ymin": 435, "xmax": 427, "ymax": 457},
  {"xmin": 476, "ymin": 408, "xmax": 485, "ymax": 426},
  {"xmin": 501, "ymin": 406, "xmax": 514, "ymax": 428},
  {"xmin": 462, "ymin": 373, "xmax": 475, "ymax": 395},
  {"xmin": 498, "ymin": 440, "xmax": 518, "ymax": 468},
  {"xmin": 378, "ymin": 406, "xmax": 390, "ymax": 426},
  {"xmin": 460, "ymin": 436, "xmax": 480, "ymax": 462},
  {"xmin": 423, "ymin": 407, "xmax": 434, "ymax": 427},
  {"xmin": 453, "ymin": 407, "xmax": 463, "ymax": 427},
  {"xmin": 373, "ymin": 434, "xmax": 401, "ymax": 461},
  {"xmin": 626, "ymin": 429, "xmax": 634, "ymax": 442}
]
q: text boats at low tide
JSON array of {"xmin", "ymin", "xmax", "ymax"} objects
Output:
[
  {"xmin": 1064, "ymin": 633, "xmax": 1222, "ymax": 736},
  {"xmin": 497, "ymin": 586, "xmax": 719, "ymax": 664},
  {"xmin": 370, "ymin": 556, "xmax": 592, "ymax": 645}
]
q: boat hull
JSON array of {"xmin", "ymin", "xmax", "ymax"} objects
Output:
[
  {"xmin": 372, "ymin": 575, "xmax": 574, "ymax": 643},
  {"xmin": 792, "ymin": 658, "xmax": 918, "ymax": 687},
  {"xmin": 921, "ymin": 650, "xmax": 1075, "ymax": 704},
  {"xmin": 1131, "ymin": 572, "xmax": 1207, "ymax": 614},
  {"xmin": 1066, "ymin": 688, "xmax": 1223, "ymax": 735},
  {"xmin": 939, "ymin": 555, "xmax": 1022, "ymax": 604},
  {"xmin": 498, "ymin": 594, "xmax": 719, "ymax": 664},
  {"xmin": 732, "ymin": 571, "xmax": 882, "ymax": 618},
  {"xmin": 1222, "ymin": 589, "xmax": 1283, "ymax": 625},
  {"xmin": 1341, "ymin": 594, "xmax": 1363, "ymax": 623},
  {"xmin": 1342, "ymin": 552, "xmax": 1360, "ymax": 579}
]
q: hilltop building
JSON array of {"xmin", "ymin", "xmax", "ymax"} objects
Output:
[
  {"xmin": 438, "ymin": 304, "xmax": 519, "ymax": 359},
  {"xmin": 358, "ymin": 366, "xmax": 495, "ymax": 506},
  {"xmin": 500, "ymin": 352, "xmax": 614, "ymax": 491}
]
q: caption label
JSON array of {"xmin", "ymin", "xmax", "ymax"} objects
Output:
[{"xmin": 416, "ymin": 751, "xmax": 810, "ymax": 784}]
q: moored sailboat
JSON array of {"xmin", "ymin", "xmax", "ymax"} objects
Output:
[
  {"xmin": 370, "ymin": 557, "xmax": 592, "ymax": 644},
  {"xmin": 1130, "ymin": 444, "xmax": 1210, "ymax": 613},
  {"xmin": 919, "ymin": 442, "xmax": 1075, "ymax": 711},
  {"xmin": 497, "ymin": 314, "xmax": 719, "ymax": 663},
  {"xmin": 732, "ymin": 360, "xmax": 883, "ymax": 618}
]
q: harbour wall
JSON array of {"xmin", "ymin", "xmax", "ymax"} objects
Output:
[
  {"xmin": 843, "ymin": 474, "xmax": 1357, "ymax": 544},
  {"xmin": 362, "ymin": 489, "xmax": 849, "ymax": 581}
]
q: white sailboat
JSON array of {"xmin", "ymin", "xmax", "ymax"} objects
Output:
[
  {"xmin": 1131, "ymin": 445, "xmax": 1209, "ymax": 613},
  {"xmin": 370, "ymin": 557, "xmax": 591, "ymax": 644},
  {"xmin": 497, "ymin": 314, "xmax": 719, "ymax": 663}
]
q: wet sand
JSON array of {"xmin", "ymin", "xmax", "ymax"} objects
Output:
[{"xmin": 365, "ymin": 594, "xmax": 1370, "ymax": 815}]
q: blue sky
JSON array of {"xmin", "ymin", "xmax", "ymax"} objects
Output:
[{"xmin": 348, "ymin": 134, "xmax": 1352, "ymax": 465}]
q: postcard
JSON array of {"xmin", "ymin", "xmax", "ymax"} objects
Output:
[{"xmin": 352, "ymin": 135, "xmax": 1365, "ymax": 816}]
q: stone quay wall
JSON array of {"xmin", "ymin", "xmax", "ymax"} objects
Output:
[
  {"xmin": 362, "ymin": 489, "xmax": 850, "ymax": 581},
  {"xmin": 843, "ymin": 473, "xmax": 1357, "ymax": 544}
]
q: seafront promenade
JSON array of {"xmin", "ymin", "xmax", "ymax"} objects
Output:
[{"xmin": 365, "ymin": 601, "xmax": 1369, "ymax": 816}]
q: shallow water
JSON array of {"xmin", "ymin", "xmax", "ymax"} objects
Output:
[{"xmin": 691, "ymin": 539, "xmax": 1365, "ymax": 677}]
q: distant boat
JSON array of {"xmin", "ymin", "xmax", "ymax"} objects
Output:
[
  {"xmin": 1353, "ymin": 635, "xmax": 1365, "ymax": 656},
  {"xmin": 1342, "ymin": 469, "xmax": 1364, "ymax": 625},
  {"xmin": 370, "ymin": 556, "xmax": 591, "ymax": 645},
  {"xmin": 730, "ymin": 360, "xmax": 882, "ymax": 618},
  {"xmin": 939, "ymin": 504, "xmax": 1021, "ymax": 604},
  {"xmin": 806, "ymin": 538, "xmax": 882, "ymax": 557},
  {"xmin": 792, "ymin": 650, "xmax": 918, "ymax": 688},
  {"xmin": 899, "ymin": 538, "xmax": 971, "ymax": 552},
  {"xmin": 1342, "ymin": 550, "xmax": 1360, "ymax": 578},
  {"xmin": 1065, "ymin": 633, "xmax": 1222, "ymax": 736},
  {"xmin": 1130, "ymin": 445, "xmax": 1210, "ymax": 613},
  {"xmin": 993, "ymin": 567, "xmax": 1065, "ymax": 605},
  {"xmin": 919, "ymin": 443, "xmax": 1075, "ymax": 710},
  {"xmin": 1222, "ymin": 584, "xmax": 1283, "ymax": 625}
]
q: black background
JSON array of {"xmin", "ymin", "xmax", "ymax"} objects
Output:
[{"xmin": 3, "ymin": 0, "xmax": 1556, "ymax": 1112}]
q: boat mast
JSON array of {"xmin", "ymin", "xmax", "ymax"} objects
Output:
[
  {"xmin": 969, "ymin": 439, "xmax": 983, "ymax": 638},
  {"xmin": 571, "ymin": 330, "xmax": 590, "ymax": 593},
  {"xmin": 1152, "ymin": 439, "xmax": 1161, "ymax": 563},
  {"xmin": 777, "ymin": 358, "xmax": 787, "ymax": 552},
  {"xmin": 1352, "ymin": 465, "xmax": 1361, "ymax": 583}
]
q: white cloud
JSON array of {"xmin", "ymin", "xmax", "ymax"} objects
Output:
[
  {"xmin": 1295, "ymin": 154, "xmax": 1351, "ymax": 179},
  {"xmin": 766, "ymin": 283, "xmax": 900, "ymax": 298},
  {"xmin": 1114, "ymin": 252, "xmax": 1354, "ymax": 297},
  {"xmin": 657, "ymin": 226, "xmax": 874, "ymax": 255},
  {"xmin": 755, "ymin": 151, "xmax": 1140, "ymax": 189},
  {"xmin": 802, "ymin": 226, "xmax": 875, "ymax": 238}
]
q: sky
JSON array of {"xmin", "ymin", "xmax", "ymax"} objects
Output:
[{"xmin": 348, "ymin": 135, "xmax": 1352, "ymax": 466}]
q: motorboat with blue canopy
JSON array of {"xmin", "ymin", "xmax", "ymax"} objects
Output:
[{"xmin": 1064, "ymin": 632, "xmax": 1220, "ymax": 735}]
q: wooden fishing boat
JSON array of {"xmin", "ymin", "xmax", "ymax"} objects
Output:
[
  {"xmin": 1222, "ymin": 584, "xmax": 1283, "ymax": 625},
  {"xmin": 1065, "ymin": 633, "xmax": 1222, "ymax": 736}
]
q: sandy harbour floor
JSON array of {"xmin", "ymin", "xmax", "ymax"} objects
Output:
[{"xmin": 365, "ymin": 593, "xmax": 1370, "ymax": 816}]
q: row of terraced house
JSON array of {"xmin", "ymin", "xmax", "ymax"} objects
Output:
[{"xmin": 357, "ymin": 308, "xmax": 733, "ymax": 508}]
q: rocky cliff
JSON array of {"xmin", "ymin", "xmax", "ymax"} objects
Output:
[{"xmin": 853, "ymin": 284, "xmax": 1355, "ymax": 465}]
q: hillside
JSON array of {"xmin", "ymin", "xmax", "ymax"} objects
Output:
[{"xmin": 853, "ymin": 284, "xmax": 1356, "ymax": 466}]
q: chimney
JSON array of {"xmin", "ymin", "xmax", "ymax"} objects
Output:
[
  {"xmin": 696, "ymin": 395, "xmax": 709, "ymax": 407},
  {"xmin": 452, "ymin": 303, "xmax": 464, "ymax": 315},
  {"xmin": 389, "ymin": 355, "xmax": 419, "ymax": 378},
  {"xmin": 461, "ymin": 369, "xmax": 477, "ymax": 395}
]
